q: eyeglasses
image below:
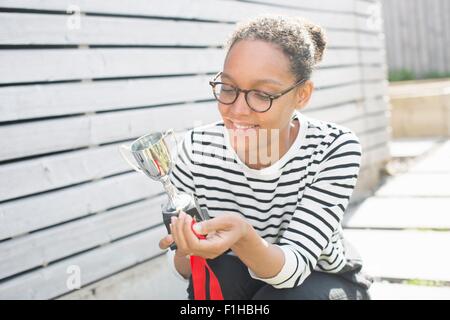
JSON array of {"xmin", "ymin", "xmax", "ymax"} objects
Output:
[{"xmin": 208, "ymin": 71, "xmax": 306, "ymax": 113}]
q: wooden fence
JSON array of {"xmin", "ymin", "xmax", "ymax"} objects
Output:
[{"xmin": 382, "ymin": 0, "xmax": 450, "ymax": 79}]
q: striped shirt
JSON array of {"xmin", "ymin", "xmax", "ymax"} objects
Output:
[{"xmin": 168, "ymin": 111, "xmax": 362, "ymax": 289}]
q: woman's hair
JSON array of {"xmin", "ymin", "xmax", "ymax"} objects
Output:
[{"xmin": 224, "ymin": 14, "xmax": 327, "ymax": 82}]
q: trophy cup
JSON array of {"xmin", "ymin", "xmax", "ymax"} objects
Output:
[{"xmin": 119, "ymin": 129, "xmax": 210, "ymax": 249}]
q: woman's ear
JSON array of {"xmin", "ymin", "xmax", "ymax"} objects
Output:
[{"xmin": 296, "ymin": 80, "xmax": 314, "ymax": 109}]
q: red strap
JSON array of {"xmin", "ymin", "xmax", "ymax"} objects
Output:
[{"xmin": 189, "ymin": 220, "xmax": 224, "ymax": 300}]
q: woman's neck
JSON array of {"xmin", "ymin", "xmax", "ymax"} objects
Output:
[{"xmin": 245, "ymin": 119, "xmax": 300, "ymax": 170}]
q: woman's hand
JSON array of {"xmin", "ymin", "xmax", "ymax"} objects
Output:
[
  {"xmin": 159, "ymin": 234, "xmax": 174, "ymax": 250},
  {"xmin": 170, "ymin": 211, "xmax": 250, "ymax": 259},
  {"xmin": 158, "ymin": 230, "xmax": 191, "ymax": 258}
]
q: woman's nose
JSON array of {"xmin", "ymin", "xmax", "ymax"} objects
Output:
[{"xmin": 231, "ymin": 91, "xmax": 252, "ymax": 116}]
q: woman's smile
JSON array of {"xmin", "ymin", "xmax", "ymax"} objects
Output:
[{"xmin": 225, "ymin": 118, "xmax": 260, "ymax": 132}]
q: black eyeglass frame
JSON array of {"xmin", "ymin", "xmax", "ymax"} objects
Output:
[{"xmin": 208, "ymin": 71, "xmax": 307, "ymax": 113}]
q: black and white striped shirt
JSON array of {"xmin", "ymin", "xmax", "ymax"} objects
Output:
[{"xmin": 168, "ymin": 111, "xmax": 362, "ymax": 288}]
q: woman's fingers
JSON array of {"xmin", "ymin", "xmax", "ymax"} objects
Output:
[
  {"xmin": 158, "ymin": 234, "xmax": 174, "ymax": 250},
  {"xmin": 173, "ymin": 211, "xmax": 190, "ymax": 254},
  {"xmin": 193, "ymin": 214, "xmax": 230, "ymax": 235},
  {"xmin": 169, "ymin": 221, "xmax": 178, "ymax": 247},
  {"xmin": 183, "ymin": 214, "xmax": 201, "ymax": 249},
  {"xmin": 171, "ymin": 212, "xmax": 243, "ymax": 258},
  {"xmin": 178, "ymin": 213, "xmax": 218, "ymax": 257},
  {"xmin": 186, "ymin": 215, "xmax": 228, "ymax": 258}
]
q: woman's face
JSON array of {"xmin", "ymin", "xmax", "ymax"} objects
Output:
[{"xmin": 217, "ymin": 39, "xmax": 312, "ymax": 166}]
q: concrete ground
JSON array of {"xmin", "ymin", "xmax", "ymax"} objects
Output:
[{"xmin": 344, "ymin": 138, "xmax": 450, "ymax": 300}]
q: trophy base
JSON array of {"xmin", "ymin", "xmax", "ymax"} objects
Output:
[{"xmin": 162, "ymin": 195, "xmax": 210, "ymax": 251}]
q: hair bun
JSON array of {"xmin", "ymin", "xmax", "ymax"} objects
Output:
[{"xmin": 303, "ymin": 21, "xmax": 327, "ymax": 65}]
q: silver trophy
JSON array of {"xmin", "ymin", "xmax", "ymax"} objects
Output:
[{"xmin": 119, "ymin": 130, "xmax": 209, "ymax": 249}]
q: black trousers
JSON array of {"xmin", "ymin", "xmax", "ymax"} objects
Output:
[{"xmin": 187, "ymin": 254, "xmax": 371, "ymax": 300}]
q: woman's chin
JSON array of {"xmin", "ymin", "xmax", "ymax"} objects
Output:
[{"xmin": 231, "ymin": 141, "xmax": 270, "ymax": 164}]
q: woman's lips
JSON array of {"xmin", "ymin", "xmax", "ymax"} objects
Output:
[{"xmin": 228, "ymin": 120, "xmax": 259, "ymax": 131}]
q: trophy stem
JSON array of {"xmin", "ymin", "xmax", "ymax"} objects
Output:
[{"xmin": 161, "ymin": 176, "xmax": 179, "ymax": 209}]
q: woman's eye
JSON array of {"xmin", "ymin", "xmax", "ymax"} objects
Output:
[
  {"xmin": 254, "ymin": 93, "xmax": 271, "ymax": 101},
  {"xmin": 221, "ymin": 85, "xmax": 235, "ymax": 92}
]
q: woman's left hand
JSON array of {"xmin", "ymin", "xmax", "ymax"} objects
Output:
[{"xmin": 170, "ymin": 211, "xmax": 249, "ymax": 259}]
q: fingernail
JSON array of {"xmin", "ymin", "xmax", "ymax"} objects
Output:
[
  {"xmin": 179, "ymin": 211, "xmax": 186, "ymax": 219},
  {"xmin": 193, "ymin": 223, "xmax": 202, "ymax": 233}
]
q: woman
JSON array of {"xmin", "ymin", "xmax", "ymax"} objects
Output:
[{"xmin": 159, "ymin": 14, "xmax": 372, "ymax": 300}]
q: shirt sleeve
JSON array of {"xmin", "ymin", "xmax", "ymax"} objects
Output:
[{"xmin": 248, "ymin": 131, "xmax": 362, "ymax": 288}]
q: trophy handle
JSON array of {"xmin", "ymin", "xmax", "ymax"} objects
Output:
[
  {"xmin": 118, "ymin": 144, "xmax": 143, "ymax": 173},
  {"xmin": 163, "ymin": 128, "xmax": 175, "ymax": 140},
  {"xmin": 162, "ymin": 128, "xmax": 179, "ymax": 163}
]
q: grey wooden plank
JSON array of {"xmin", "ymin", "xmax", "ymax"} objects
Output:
[
  {"xmin": 0, "ymin": 74, "xmax": 212, "ymax": 122},
  {"xmin": 0, "ymin": 0, "xmax": 357, "ymax": 29},
  {"xmin": 312, "ymin": 66, "xmax": 361, "ymax": 88},
  {"xmin": 0, "ymin": 196, "xmax": 165, "ymax": 280},
  {"xmin": 379, "ymin": 1, "xmax": 392, "ymax": 66},
  {"xmin": 417, "ymin": 0, "xmax": 430, "ymax": 77},
  {"xmin": 384, "ymin": 0, "xmax": 398, "ymax": 71},
  {"xmin": 443, "ymin": 0, "xmax": 450, "ymax": 73},
  {"xmin": 344, "ymin": 197, "xmax": 450, "ymax": 229},
  {"xmin": 370, "ymin": 282, "xmax": 450, "ymax": 300},
  {"xmin": 359, "ymin": 130, "xmax": 390, "ymax": 167},
  {"xmin": 0, "ymin": 13, "xmax": 232, "ymax": 46},
  {"xmin": 361, "ymin": 65, "xmax": 385, "ymax": 81},
  {"xmin": 58, "ymin": 254, "xmax": 187, "ymax": 300},
  {"xmin": 310, "ymin": 83, "xmax": 363, "ymax": 108},
  {"xmin": 0, "ymin": 48, "xmax": 225, "ymax": 84},
  {"xmin": 360, "ymin": 50, "xmax": 385, "ymax": 65},
  {"xmin": 355, "ymin": 0, "xmax": 380, "ymax": 18},
  {"xmin": 430, "ymin": 0, "xmax": 442, "ymax": 74},
  {"xmin": 255, "ymin": 0, "xmax": 355, "ymax": 13},
  {"xmin": 375, "ymin": 173, "xmax": 450, "ymax": 197},
  {"xmin": 0, "ymin": 142, "xmax": 129, "ymax": 202},
  {"xmin": 0, "ymin": 172, "xmax": 161, "ymax": 240},
  {"xmin": 399, "ymin": 0, "xmax": 411, "ymax": 73},
  {"xmin": 0, "ymin": 226, "xmax": 167, "ymax": 299},
  {"xmin": 364, "ymin": 95, "xmax": 388, "ymax": 113},
  {"xmin": 0, "ymin": 101, "xmax": 219, "ymax": 161},
  {"xmin": 304, "ymin": 102, "xmax": 364, "ymax": 124},
  {"xmin": 341, "ymin": 113, "xmax": 387, "ymax": 140},
  {"xmin": 358, "ymin": 32, "xmax": 384, "ymax": 50},
  {"xmin": 345, "ymin": 229, "xmax": 450, "ymax": 282},
  {"xmin": 0, "ymin": 13, "xmax": 358, "ymax": 47},
  {"xmin": 409, "ymin": 0, "xmax": 421, "ymax": 76},
  {"xmin": 363, "ymin": 81, "xmax": 387, "ymax": 99},
  {"xmin": 319, "ymin": 49, "xmax": 360, "ymax": 67}
]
